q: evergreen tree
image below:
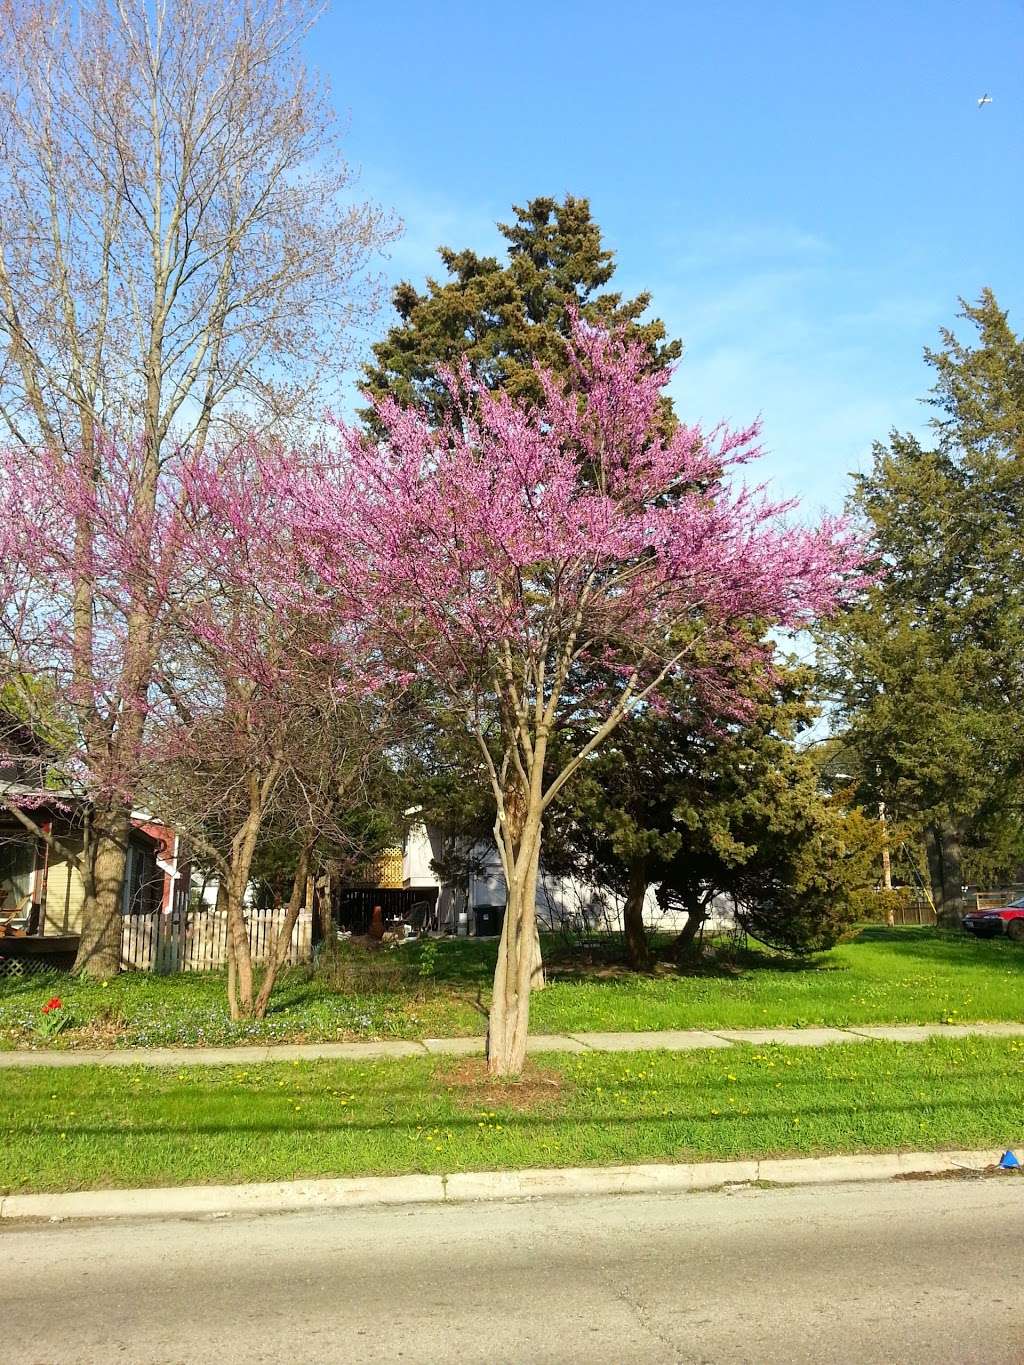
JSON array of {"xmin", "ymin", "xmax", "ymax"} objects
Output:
[
  {"xmin": 367, "ymin": 194, "xmax": 685, "ymax": 929},
  {"xmin": 362, "ymin": 195, "xmax": 681, "ymax": 426},
  {"xmin": 546, "ymin": 664, "xmax": 875, "ymax": 965},
  {"xmin": 819, "ymin": 291, "xmax": 1024, "ymax": 923}
]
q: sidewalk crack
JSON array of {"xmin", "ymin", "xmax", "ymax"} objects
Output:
[{"xmin": 566, "ymin": 1035, "xmax": 596, "ymax": 1049}]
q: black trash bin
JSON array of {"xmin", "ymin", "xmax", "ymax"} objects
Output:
[{"xmin": 474, "ymin": 905, "xmax": 506, "ymax": 938}]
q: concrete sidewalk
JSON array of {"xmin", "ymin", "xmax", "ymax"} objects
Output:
[{"xmin": 3, "ymin": 1019, "xmax": 1024, "ymax": 1068}]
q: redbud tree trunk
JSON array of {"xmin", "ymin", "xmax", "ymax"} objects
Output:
[
  {"xmin": 220, "ymin": 759, "xmax": 283, "ymax": 1019},
  {"xmin": 252, "ymin": 833, "xmax": 315, "ymax": 1019},
  {"xmin": 487, "ymin": 807, "xmax": 545, "ymax": 1077},
  {"xmin": 481, "ymin": 668, "xmax": 648, "ymax": 1075},
  {"xmin": 224, "ymin": 871, "xmax": 255, "ymax": 1020}
]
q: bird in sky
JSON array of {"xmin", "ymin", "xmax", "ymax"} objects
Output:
[{"xmin": 977, "ymin": 93, "xmax": 993, "ymax": 108}]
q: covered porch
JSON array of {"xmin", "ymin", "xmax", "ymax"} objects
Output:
[{"xmin": 0, "ymin": 801, "xmax": 172, "ymax": 971}]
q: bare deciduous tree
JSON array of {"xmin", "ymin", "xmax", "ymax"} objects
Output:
[
  {"xmin": 0, "ymin": 0, "xmax": 393, "ymax": 458},
  {"xmin": 0, "ymin": 0, "xmax": 397, "ymax": 975}
]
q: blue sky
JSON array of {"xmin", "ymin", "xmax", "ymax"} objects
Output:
[{"xmin": 319, "ymin": 0, "xmax": 1023, "ymax": 513}]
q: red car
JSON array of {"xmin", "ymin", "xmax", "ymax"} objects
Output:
[{"xmin": 962, "ymin": 898, "xmax": 1024, "ymax": 942}]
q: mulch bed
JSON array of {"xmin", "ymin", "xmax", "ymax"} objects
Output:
[{"xmin": 442, "ymin": 1058, "xmax": 570, "ymax": 1114}]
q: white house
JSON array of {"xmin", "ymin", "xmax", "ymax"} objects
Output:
[{"xmin": 401, "ymin": 816, "xmax": 735, "ymax": 938}]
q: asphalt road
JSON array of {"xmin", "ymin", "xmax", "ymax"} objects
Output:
[{"xmin": 3, "ymin": 1179, "xmax": 1022, "ymax": 1364}]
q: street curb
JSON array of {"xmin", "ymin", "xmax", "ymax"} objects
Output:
[{"xmin": 0, "ymin": 1149, "xmax": 1008, "ymax": 1223}]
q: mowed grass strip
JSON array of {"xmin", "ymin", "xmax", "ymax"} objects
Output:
[
  {"xmin": 533, "ymin": 929, "xmax": 1024, "ymax": 1034},
  {"xmin": 2, "ymin": 929, "xmax": 1024, "ymax": 1050},
  {"xmin": 3, "ymin": 1037, "xmax": 1023, "ymax": 1194}
]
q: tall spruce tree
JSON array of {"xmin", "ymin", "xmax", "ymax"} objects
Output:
[
  {"xmin": 819, "ymin": 291, "xmax": 1024, "ymax": 924},
  {"xmin": 366, "ymin": 195, "xmax": 683, "ymax": 940},
  {"xmin": 362, "ymin": 195, "xmax": 681, "ymax": 426}
]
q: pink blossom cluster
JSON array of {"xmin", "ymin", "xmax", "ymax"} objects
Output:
[
  {"xmin": 0, "ymin": 316, "xmax": 866, "ymax": 812},
  {"xmin": 284, "ymin": 316, "xmax": 866, "ymax": 725}
]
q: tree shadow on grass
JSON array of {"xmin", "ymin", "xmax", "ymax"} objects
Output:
[
  {"xmin": 9, "ymin": 1077, "xmax": 1014, "ymax": 1145},
  {"xmin": 851, "ymin": 926, "xmax": 1024, "ymax": 973},
  {"xmin": 278, "ymin": 928, "xmax": 1024, "ymax": 1013},
  {"xmin": 682, "ymin": 926, "xmax": 1024, "ymax": 984}
]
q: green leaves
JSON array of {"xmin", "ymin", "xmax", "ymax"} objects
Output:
[{"xmin": 546, "ymin": 662, "xmax": 872, "ymax": 955}]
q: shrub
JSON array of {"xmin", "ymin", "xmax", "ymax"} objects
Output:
[
  {"xmin": 734, "ymin": 880, "xmax": 860, "ymax": 956},
  {"xmin": 849, "ymin": 886, "xmax": 915, "ymax": 924}
]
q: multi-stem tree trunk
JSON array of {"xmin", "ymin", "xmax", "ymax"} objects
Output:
[
  {"xmin": 487, "ymin": 796, "xmax": 545, "ymax": 1077},
  {"xmin": 218, "ymin": 882, "xmax": 239, "ymax": 1019},
  {"xmin": 224, "ymin": 867, "xmax": 256, "ymax": 1018},
  {"xmin": 253, "ymin": 835, "xmax": 315, "ymax": 1019},
  {"xmin": 74, "ymin": 804, "xmax": 130, "ymax": 978},
  {"xmin": 219, "ymin": 757, "xmax": 284, "ymax": 1018},
  {"xmin": 623, "ymin": 860, "xmax": 652, "ymax": 970}
]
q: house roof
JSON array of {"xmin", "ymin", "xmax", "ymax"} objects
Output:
[
  {"xmin": 0, "ymin": 788, "xmax": 166, "ymax": 854},
  {"xmin": 0, "ymin": 780, "xmax": 79, "ymax": 809}
]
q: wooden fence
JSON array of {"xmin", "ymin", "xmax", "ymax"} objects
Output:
[
  {"xmin": 973, "ymin": 888, "xmax": 1024, "ymax": 912},
  {"xmin": 889, "ymin": 890, "xmax": 1024, "ymax": 926},
  {"xmin": 120, "ymin": 908, "xmax": 313, "ymax": 973},
  {"xmin": 890, "ymin": 900, "xmax": 937, "ymax": 926}
]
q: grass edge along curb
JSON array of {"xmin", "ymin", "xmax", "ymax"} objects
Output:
[{"xmin": 0, "ymin": 1148, "xmax": 1012, "ymax": 1222}]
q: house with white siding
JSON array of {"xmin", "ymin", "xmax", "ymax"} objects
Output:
[{"xmin": 400, "ymin": 816, "xmax": 735, "ymax": 939}]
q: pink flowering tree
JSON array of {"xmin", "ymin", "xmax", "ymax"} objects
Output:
[
  {"xmin": 295, "ymin": 319, "xmax": 866, "ymax": 1076},
  {"xmin": 150, "ymin": 442, "xmax": 403, "ymax": 1019},
  {"xmin": 0, "ymin": 432, "xmax": 391, "ymax": 1006},
  {"xmin": 0, "ymin": 437, "xmax": 192, "ymax": 974}
]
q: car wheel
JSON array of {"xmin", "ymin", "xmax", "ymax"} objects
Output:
[{"xmin": 1007, "ymin": 920, "xmax": 1024, "ymax": 944}]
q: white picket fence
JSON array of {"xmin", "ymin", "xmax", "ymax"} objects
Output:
[{"xmin": 120, "ymin": 908, "xmax": 313, "ymax": 973}]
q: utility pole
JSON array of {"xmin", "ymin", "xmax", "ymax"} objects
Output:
[
  {"xmin": 874, "ymin": 761, "xmax": 893, "ymax": 923},
  {"xmin": 879, "ymin": 801, "xmax": 893, "ymax": 893}
]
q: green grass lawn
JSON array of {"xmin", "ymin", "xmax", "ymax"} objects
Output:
[
  {"xmin": 534, "ymin": 927, "xmax": 1024, "ymax": 1033},
  {"xmin": 3, "ymin": 1037, "xmax": 1023, "ymax": 1193},
  {"xmin": 1, "ymin": 927, "xmax": 1022, "ymax": 1050}
]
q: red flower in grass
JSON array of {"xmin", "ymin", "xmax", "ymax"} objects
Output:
[{"xmin": 41, "ymin": 997, "xmax": 62, "ymax": 1014}]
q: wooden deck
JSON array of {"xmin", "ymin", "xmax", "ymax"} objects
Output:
[{"xmin": 0, "ymin": 934, "xmax": 80, "ymax": 968}]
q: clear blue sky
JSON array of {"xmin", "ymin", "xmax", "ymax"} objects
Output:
[{"xmin": 318, "ymin": 0, "xmax": 1023, "ymax": 512}]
